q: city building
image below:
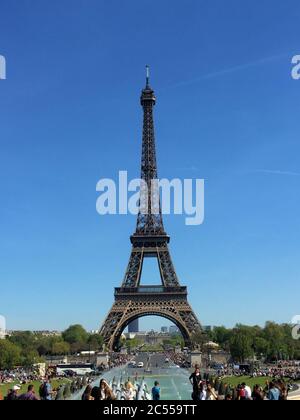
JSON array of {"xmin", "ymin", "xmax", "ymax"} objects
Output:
[
  {"xmin": 203, "ymin": 326, "xmax": 215, "ymax": 333},
  {"xmin": 161, "ymin": 326, "xmax": 168, "ymax": 333},
  {"xmin": 6, "ymin": 330, "xmax": 61, "ymax": 337},
  {"xmin": 0, "ymin": 315, "xmax": 6, "ymax": 339},
  {"xmin": 169, "ymin": 326, "xmax": 180, "ymax": 335},
  {"xmin": 128, "ymin": 319, "xmax": 139, "ymax": 333}
]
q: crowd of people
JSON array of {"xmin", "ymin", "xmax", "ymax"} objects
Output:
[
  {"xmin": 1, "ymin": 376, "xmax": 53, "ymax": 401},
  {"xmin": 0, "ymin": 373, "xmax": 95, "ymax": 401},
  {"xmin": 0, "ymin": 367, "xmax": 40, "ymax": 386},
  {"xmin": 189, "ymin": 364, "xmax": 294, "ymax": 401},
  {"xmin": 165, "ymin": 351, "xmax": 190, "ymax": 368},
  {"xmin": 81, "ymin": 378, "xmax": 160, "ymax": 401},
  {"xmin": 0, "ymin": 352, "xmax": 134, "ymax": 401},
  {"xmin": 215, "ymin": 365, "xmax": 300, "ymax": 381},
  {"xmin": 1, "ymin": 356, "xmax": 299, "ymax": 401},
  {"xmin": 108, "ymin": 354, "xmax": 132, "ymax": 369}
]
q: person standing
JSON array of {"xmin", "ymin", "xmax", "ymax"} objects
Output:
[
  {"xmin": 82, "ymin": 385, "xmax": 94, "ymax": 400},
  {"xmin": 199, "ymin": 382, "xmax": 207, "ymax": 401},
  {"xmin": 18, "ymin": 385, "xmax": 39, "ymax": 400},
  {"xmin": 5, "ymin": 385, "xmax": 20, "ymax": 400},
  {"xmin": 124, "ymin": 382, "xmax": 135, "ymax": 400},
  {"xmin": 152, "ymin": 381, "xmax": 161, "ymax": 401},
  {"xmin": 39, "ymin": 377, "xmax": 52, "ymax": 400},
  {"xmin": 242, "ymin": 382, "xmax": 252, "ymax": 400},
  {"xmin": 277, "ymin": 380, "xmax": 288, "ymax": 400},
  {"xmin": 267, "ymin": 382, "xmax": 280, "ymax": 400},
  {"xmin": 189, "ymin": 365, "xmax": 202, "ymax": 401},
  {"xmin": 93, "ymin": 379, "xmax": 115, "ymax": 401},
  {"xmin": 206, "ymin": 384, "xmax": 218, "ymax": 400},
  {"xmin": 237, "ymin": 384, "xmax": 246, "ymax": 400},
  {"xmin": 252, "ymin": 385, "xmax": 264, "ymax": 401}
]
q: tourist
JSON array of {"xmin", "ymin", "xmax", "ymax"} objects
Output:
[
  {"xmin": 189, "ymin": 365, "xmax": 202, "ymax": 401},
  {"xmin": 206, "ymin": 383, "xmax": 218, "ymax": 401},
  {"xmin": 237, "ymin": 384, "xmax": 247, "ymax": 400},
  {"xmin": 241, "ymin": 382, "xmax": 252, "ymax": 400},
  {"xmin": 267, "ymin": 382, "xmax": 280, "ymax": 401},
  {"xmin": 225, "ymin": 394, "xmax": 233, "ymax": 401},
  {"xmin": 39, "ymin": 376, "xmax": 53, "ymax": 400},
  {"xmin": 98, "ymin": 379, "xmax": 116, "ymax": 401},
  {"xmin": 18, "ymin": 385, "xmax": 39, "ymax": 400},
  {"xmin": 277, "ymin": 380, "xmax": 288, "ymax": 400},
  {"xmin": 123, "ymin": 381, "xmax": 136, "ymax": 400},
  {"xmin": 82, "ymin": 385, "xmax": 94, "ymax": 401},
  {"xmin": 5, "ymin": 385, "xmax": 21, "ymax": 400},
  {"xmin": 91, "ymin": 379, "xmax": 101, "ymax": 400},
  {"xmin": 152, "ymin": 381, "xmax": 161, "ymax": 401},
  {"xmin": 252, "ymin": 385, "xmax": 264, "ymax": 401},
  {"xmin": 199, "ymin": 382, "xmax": 207, "ymax": 401}
]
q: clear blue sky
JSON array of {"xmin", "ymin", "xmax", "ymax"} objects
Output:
[{"xmin": 0, "ymin": 0, "xmax": 299, "ymax": 332}]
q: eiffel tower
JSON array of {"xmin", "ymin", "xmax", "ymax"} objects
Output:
[{"xmin": 100, "ymin": 67, "xmax": 202, "ymax": 351}]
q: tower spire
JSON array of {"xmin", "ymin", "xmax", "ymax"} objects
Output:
[
  {"xmin": 146, "ymin": 65, "xmax": 150, "ymax": 88},
  {"xmin": 136, "ymin": 67, "xmax": 165, "ymax": 236}
]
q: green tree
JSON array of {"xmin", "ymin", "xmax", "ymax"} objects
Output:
[
  {"xmin": 8, "ymin": 331, "xmax": 36, "ymax": 352},
  {"xmin": 0, "ymin": 340, "xmax": 22, "ymax": 369},
  {"xmin": 253, "ymin": 337, "xmax": 269, "ymax": 358},
  {"xmin": 62, "ymin": 324, "xmax": 88, "ymax": 352},
  {"xmin": 212, "ymin": 326, "xmax": 232, "ymax": 350},
  {"xmin": 125, "ymin": 337, "xmax": 143, "ymax": 350},
  {"xmin": 22, "ymin": 349, "xmax": 42, "ymax": 366},
  {"xmin": 263, "ymin": 322, "xmax": 286, "ymax": 360},
  {"xmin": 51, "ymin": 341, "xmax": 70, "ymax": 355},
  {"xmin": 87, "ymin": 334, "xmax": 104, "ymax": 350},
  {"xmin": 229, "ymin": 328, "xmax": 253, "ymax": 362},
  {"xmin": 7, "ymin": 331, "xmax": 42, "ymax": 366},
  {"xmin": 191, "ymin": 331, "xmax": 208, "ymax": 349}
]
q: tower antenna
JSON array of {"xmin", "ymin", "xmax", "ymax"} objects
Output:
[{"xmin": 146, "ymin": 65, "xmax": 150, "ymax": 87}]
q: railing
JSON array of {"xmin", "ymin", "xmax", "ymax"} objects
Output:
[{"xmin": 115, "ymin": 286, "xmax": 187, "ymax": 295}]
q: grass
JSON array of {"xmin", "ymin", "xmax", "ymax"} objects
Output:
[
  {"xmin": 0, "ymin": 378, "xmax": 70, "ymax": 399},
  {"xmin": 139, "ymin": 345, "xmax": 164, "ymax": 352},
  {"xmin": 221, "ymin": 376, "xmax": 293, "ymax": 389}
]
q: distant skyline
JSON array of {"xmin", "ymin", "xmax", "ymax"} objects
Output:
[{"xmin": 1, "ymin": 1, "xmax": 300, "ymax": 333}]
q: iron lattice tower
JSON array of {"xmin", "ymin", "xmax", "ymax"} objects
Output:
[{"xmin": 100, "ymin": 67, "xmax": 202, "ymax": 351}]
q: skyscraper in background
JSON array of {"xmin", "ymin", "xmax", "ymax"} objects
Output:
[
  {"xmin": 128, "ymin": 319, "xmax": 139, "ymax": 333},
  {"xmin": 169, "ymin": 325, "xmax": 179, "ymax": 335}
]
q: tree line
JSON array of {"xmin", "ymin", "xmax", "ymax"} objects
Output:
[
  {"xmin": 193, "ymin": 322, "xmax": 300, "ymax": 362},
  {"xmin": 0, "ymin": 325, "xmax": 104, "ymax": 370},
  {"xmin": 1, "ymin": 321, "xmax": 299, "ymax": 369}
]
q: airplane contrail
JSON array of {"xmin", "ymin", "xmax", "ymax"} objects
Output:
[{"xmin": 171, "ymin": 52, "xmax": 289, "ymax": 88}]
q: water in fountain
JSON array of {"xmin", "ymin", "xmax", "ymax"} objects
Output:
[{"xmin": 72, "ymin": 364, "xmax": 192, "ymax": 400}]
